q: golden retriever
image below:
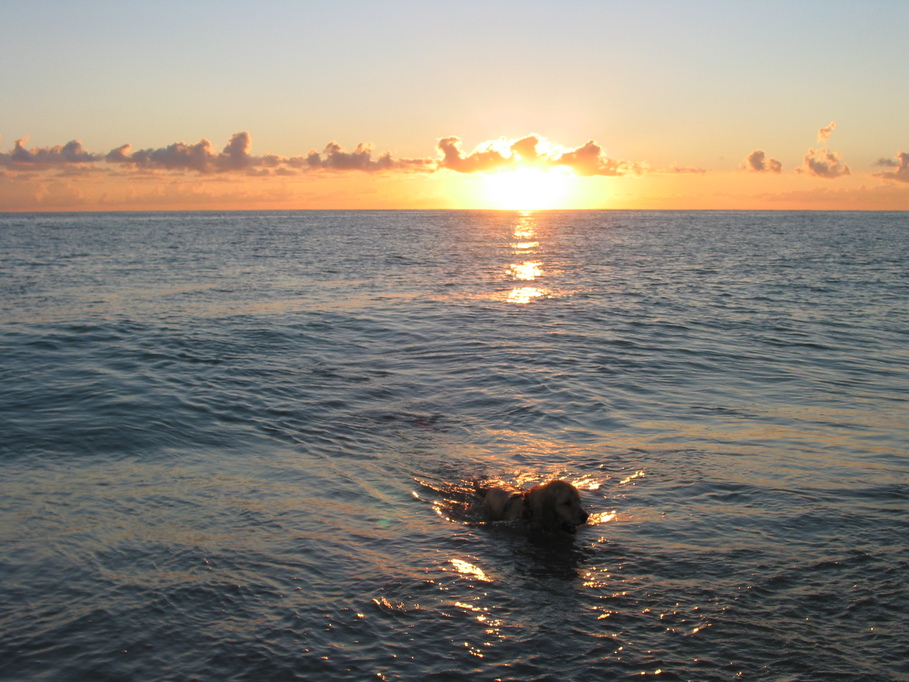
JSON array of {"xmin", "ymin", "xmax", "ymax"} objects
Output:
[{"xmin": 475, "ymin": 480, "xmax": 589, "ymax": 534}]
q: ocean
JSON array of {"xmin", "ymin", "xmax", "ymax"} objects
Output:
[{"xmin": 0, "ymin": 210, "xmax": 906, "ymax": 681}]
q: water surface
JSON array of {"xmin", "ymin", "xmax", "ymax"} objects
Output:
[{"xmin": 1, "ymin": 210, "xmax": 906, "ymax": 680}]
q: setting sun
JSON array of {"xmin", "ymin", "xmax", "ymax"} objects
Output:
[
  {"xmin": 2, "ymin": 2, "xmax": 908, "ymax": 213},
  {"xmin": 3, "ymin": 2, "xmax": 908, "ymax": 680},
  {"xmin": 482, "ymin": 166, "xmax": 576, "ymax": 210}
]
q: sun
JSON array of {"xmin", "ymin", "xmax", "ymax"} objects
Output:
[{"xmin": 482, "ymin": 166, "xmax": 575, "ymax": 210}]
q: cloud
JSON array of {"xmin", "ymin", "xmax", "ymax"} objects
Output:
[
  {"xmin": 437, "ymin": 136, "xmax": 512, "ymax": 173},
  {"xmin": 13, "ymin": 130, "xmax": 883, "ymax": 186},
  {"xmin": 2, "ymin": 132, "xmax": 641, "ymax": 179},
  {"xmin": 303, "ymin": 141, "xmax": 433, "ymax": 172},
  {"xmin": 0, "ymin": 138, "xmax": 101, "ymax": 166},
  {"xmin": 556, "ymin": 140, "xmax": 616, "ymax": 176},
  {"xmin": 105, "ymin": 132, "xmax": 256, "ymax": 173},
  {"xmin": 874, "ymin": 152, "xmax": 909, "ymax": 183},
  {"xmin": 101, "ymin": 132, "xmax": 433, "ymax": 175},
  {"xmin": 798, "ymin": 147, "xmax": 850, "ymax": 179},
  {"xmin": 220, "ymin": 131, "xmax": 254, "ymax": 171},
  {"xmin": 39, "ymin": 133, "xmax": 402, "ymax": 175},
  {"xmin": 551, "ymin": 138, "xmax": 645, "ymax": 176},
  {"xmin": 437, "ymin": 135, "xmax": 642, "ymax": 176},
  {"xmin": 107, "ymin": 138, "xmax": 218, "ymax": 172},
  {"xmin": 510, "ymin": 135, "xmax": 544, "ymax": 163},
  {"xmin": 791, "ymin": 122, "xmax": 850, "ymax": 179},
  {"xmin": 818, "ymin": 120, "xmax": 837, "ymax": 143},
  {"xmin": 743, "ymin": 149, "xmax": 782, "ymax": 173}
]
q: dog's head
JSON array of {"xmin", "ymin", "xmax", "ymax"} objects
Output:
[{"xmin": 527, "ymin": 480, "xmax": 590, "ymax": 534}]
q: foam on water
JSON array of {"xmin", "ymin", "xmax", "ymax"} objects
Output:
[{"xmin": 1, "ymin": 210, "xmax": 907, "ymax": 680}]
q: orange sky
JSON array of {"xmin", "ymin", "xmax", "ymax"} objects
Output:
[
  {"xmin": 2, "ymin": 131, "xmax": 908, "ymax": 211},
  {"xmin": 2, "ymin": 2, "xmax": 908, "ymax": 211}
]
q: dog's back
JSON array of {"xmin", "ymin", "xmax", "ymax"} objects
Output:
[{"xmin": 475, "ymin": 483, "xmax": 525, "ymax": 521}]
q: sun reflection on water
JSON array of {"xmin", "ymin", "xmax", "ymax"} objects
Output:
[
  {"xmin": 507, "ymin": 287, "xmax": 547, "ymax": 304},
  {"xmin": 619, "ymin": 470, "xmax": 646, "ymax": 486},
  {"xmin": 512, "ymin": 241, "xmax": 539, "ymax": 250},
  {"xmin": 452, "ymin": 600, "xmax": 506, "ymax": 658},
  {"xmin": 587, "ymin": 510, "xmax": 617, "ymax": 525},
  {"xmin": 510, "ymin": 261, "xmax": 543, "ymax": 281},
  {"xmin": 449, "ymin": 558, "xmax": 493, "ymax": 583},
  {"xmin": 573, "ymin": 475, "xmax": 602, "ymax": 491},
  {"xmin": 506, "ymin": 212, "xmax": 551, "ymax": 304},
  {"xmin": 512, "ymin": 212, "xmax": 540, "ymax": 239}
]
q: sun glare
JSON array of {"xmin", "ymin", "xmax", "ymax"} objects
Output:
[{"xmin": 483, "ymin": 166, "xmax": 574, "ymax": 210}]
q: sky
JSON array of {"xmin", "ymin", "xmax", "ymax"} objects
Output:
[{"xmin": 2, "ymin": 0, "xmax": 908, "ymax": 211}]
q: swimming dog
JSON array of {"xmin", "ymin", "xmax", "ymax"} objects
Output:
[{"xmin": 476, "ymin": 480, "xmax": 589, "ymax": 534}]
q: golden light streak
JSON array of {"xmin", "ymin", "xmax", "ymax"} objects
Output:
[
  {"xmin": 449, "ymin": 558, "xmax": 493, "ymax": 582},
  {"xmin": 510, "ymin": 261, "xmax": 543, "ymax": 281},
  {"xmin": 507, "ymin": 287, "xmax": 547, "ymax": 304}
]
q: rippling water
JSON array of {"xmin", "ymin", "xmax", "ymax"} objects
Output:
[{"xmin": 1, "ymin": 210, "xmax": 907, "ymax": 680}]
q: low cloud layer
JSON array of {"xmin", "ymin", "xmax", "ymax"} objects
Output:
[
  {"xmin": 1, "ymin": 132, "xmax": 645, "ymax": 179},
  {"xmin": 307, "ymin": 142, "xmax": 433, "ymax": 172},
  {"xmin": 437, "ymin": 135, "xmax": 643, "ymax": 176},
  {"xmin": 2, "ymin": 132, "xmax": 433, "ymax": 176},
  {"xmin": 0, "ymin": 138, "xmax": 101, "ymax": 166},
  {"xmin": 1, "ymin": 129, "xmax": 901, "ymax": 190},
  {"xmin": 105, "ymin": 136, "xmax": 244, "ymax": 173},
  {"xmin": 103, "ymin": 132, "xmax": 433, "ymax": 174}
]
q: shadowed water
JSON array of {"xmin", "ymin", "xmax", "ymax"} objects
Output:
[{"xmin": 1, "ymin": 210, "xmax": 907, "ymax": 680}]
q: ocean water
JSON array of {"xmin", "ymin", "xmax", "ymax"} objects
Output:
[{"xmin": 0, "ymin": 209, "xmax": 906, "ymax": 681}]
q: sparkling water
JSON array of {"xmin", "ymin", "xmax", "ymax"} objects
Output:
[{"xmin": 1, "ymin": 210, "xmax": 906, "ymax": 680}]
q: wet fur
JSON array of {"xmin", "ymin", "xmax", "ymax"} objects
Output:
[{"xmin": 476, "ymin": 480, "xmax": 589, "ymax": 534}]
